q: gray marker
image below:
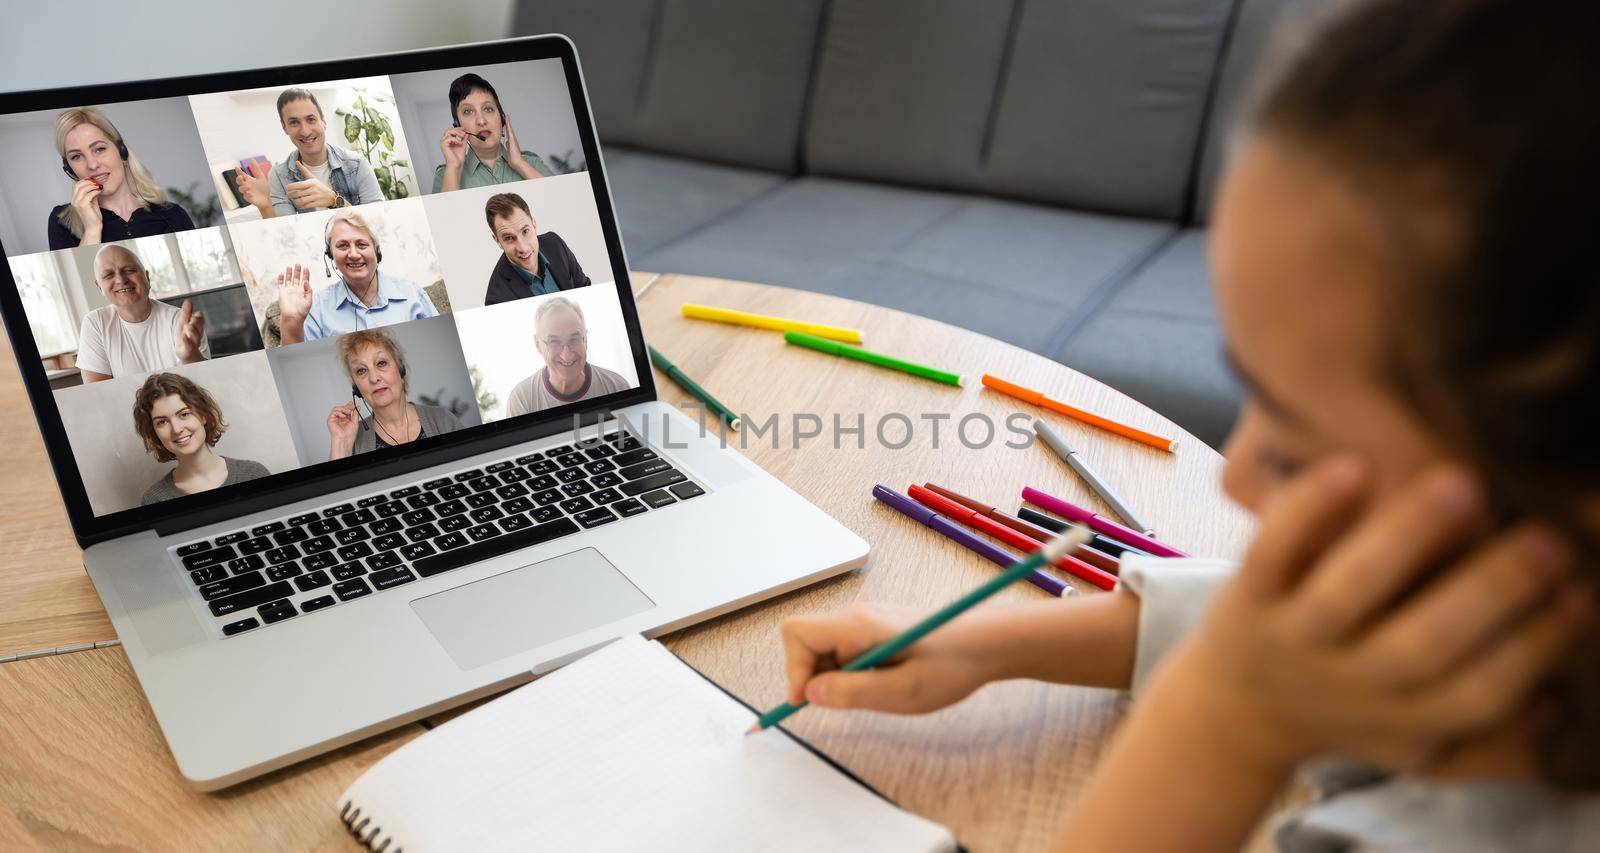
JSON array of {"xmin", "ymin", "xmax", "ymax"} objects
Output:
[{"xmin": 1032, "ymin": 418, "xmax": 1155, "ymax": 535}]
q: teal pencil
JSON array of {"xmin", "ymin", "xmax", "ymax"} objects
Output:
[
  {"xmin": 748, "ymin": 524, "xmax": 1092, "ymax": 732},
  {"xmin": 648, "ymin": 345, "xmax": 741, "ymax": 431}
]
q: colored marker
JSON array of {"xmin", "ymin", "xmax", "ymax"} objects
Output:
[
  {"xmin": 1022, "ymin": 487, "xmax": 1188, "ymax": 557},
  {"xmin": 910, "ymin": 486, "xmax": 1116, "ymax": 590},
  {"xmin": 921, "ymin": 482, "xmax": 1121, "ymax": 574},
  {"xmin": 873, "ymin": 485, "xmax": 1069, "ymax": 597},
  {"xmin": 1016, "ymin": 507, "xmax": 1154, "ymax": 559},
  {"xmin": 648, "ymin": 345, "xmax": 740, "ymax": 431},
  {"xmin": 784, "ymin": 332, "xmax": 963, "ymax": 387},
  {"xmin": 682, "ymin": 303, "xmax": 864, "ymax": 343},
  {"xmin": 981, "ymin": 374, "xmax": 1177, "ymax": 452},
  {"xmin": 1033, "ymin": 419, "xmax": 1153, "ymax": 534},
  {"xmin": 750, "ymin": 517, "xmax": 1092, "ymax": 732}
]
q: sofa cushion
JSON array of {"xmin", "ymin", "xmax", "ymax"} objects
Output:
[
  {"xmin": 602, "ymin": 147, "xmax": 789, "ymax": 257},
  {"xmin": 636, "ymin": 177, "xmax": 1174, "ymax": 353},
  {"xmin": 805, "ymin": 0, "xmax": 1236, "ymax": 219}
]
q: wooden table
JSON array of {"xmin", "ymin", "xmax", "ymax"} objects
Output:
[{"xmin": 0, "ymin": 273, "xmax": 1253, "ymax": 851}]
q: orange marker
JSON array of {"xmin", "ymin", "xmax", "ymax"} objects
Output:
[{"xmin": 981, "ymin": 374, "xmax": 1177, "ymax": 453}]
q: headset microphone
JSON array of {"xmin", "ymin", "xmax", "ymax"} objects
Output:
[{"xmin": 62, "ymin": 133, "xmax": 131, "ymax": 181}]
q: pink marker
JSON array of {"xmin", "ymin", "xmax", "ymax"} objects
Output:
[{"xmin": 1021, "ymin": 487, "xmax": 1188, "ymax": 558}]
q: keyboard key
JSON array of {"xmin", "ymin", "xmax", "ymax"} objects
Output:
[
  {"xmin": 341, "ymin": 508, "xmax": 377, "ymax": 526},
  {"xmin": 439, "ymin": 514, "xmax": 472, "ymax": 532},
  {"xmin": 199, "ymin": 571, "xmax": 266, "ymax": 601},
  {"xmin": 337, "ymin": 542, "xmax": 374, "ymax": 561},
  {"xmin": 555, "ymin": 468, "xmax": 586, "ymax": 484},
  {"xmin": 322, "ymin": 503, "xmax": 355, "ymax": 518},
  {"xmin": 406, "ymin": 492, "xmax": 441, "ymax": 508},
  {"xmin": 370, "ymin": 517, "xmax": 402, "ymax": 534},
  {"xmin": 592, "ymin": 472, "xmax": 622, "ymax": 489},
  {"xmin": 556, "ymin": 452, "xmax": 586, "ymax": 469},
  {"xmin": 303, "ymin": 552, "xmax": 337, "ymax": 571},
  {"xmin": 222, "ymin": 618, "xmax": 259, "ymax": 636},
  {"xmin": 266, "ymin": 561, "xmax": 303, "ymax": 582},
  {"xmin": 301, "ymin": 595, "xmax": 337, "ymax": 613},
  {"xmin": 389, "ymin": 485, "xmax": 421, "ymax": 499},
  {"xmin": 237, "ymin": 536, "xmax": 273, "ymax": 555},
  {"xmin": 502, "ymin": 496, "xmax": 535, "ymax": 514},
  {"xmin": 265, "ymin": 545, "xmax": 300, "ymax": 565},
  {"xmin": 470, "ymin": 506, "xmax": 504, "ymax": 524},
  {"xmin": 435, "ymin": 531, "xmax": 469, "ymax": 551},
  {"xmin": 584, "ymin": 459, "xmax": 617, "ymax": 475},
  {"xmin": 670, "ymin": 482, "xmax": 706, "ymax": 500},
  {"xmin": 438, "ymin": 483, "xmax": 470, "ymax": 500},
  {"xmin": 272, "ymin": 527, "xmax": 309, "ymax": 545},
  {"xmin": 288, "ymin": 513, "xmax": 320, "ymax": 527},
  {"xmin": 183, "ymin": 540, "xmax": 235, "ymax": 569},
  {"xmin": 612, "ymin": 435, "xmax": 642, "ymax": 451},
  {"xmin": 530, "ymin": 505, "xmax": 563, "ymax": 524},
  {"xmin": 465, "ymin": 492, "xmax": 499, "ymax": 510},
  {"xmin": 620, "ymin": 470, "xmax": 688, "ymax": 496},
  {"xmin": 453, "ymin": 468, "xmax": 484, "ymax": 482},
  {"xmin": 584, "ymin": 444, "xmax": 617, "ymax": 459},
  {"xmin": 526, "ymin": 459, "xmax": 558, "ymax": 475},
  {"xmin": 468, "ymin": 476, "xmax": 500, "ymax": 493},
  {"xmin": 527, "ymin": 474, "xmax": 558, "ymax": 491},
  {"xmin": 176, "ymin": 541, "xmax": 209, "ymax": 557},
  {"xmin": 641, "ymin": 490, "xmax": 677, "ymax": 509},
  {"xmin": 335, "ymin": 527, "xmax": 369, "ymax": 545},
  {"xmin": 620, "ymin": 458, "xmax": 673, "ymax": 480},
  {"xmin": 613, "ymin": 498, "xmax": 648, "ymax": 518},
  {"xmin": 498, "ymin": 467, "xmax": 531, "ymax": 483},
  {"xmin": 227, "ymin": 554, "xmax": 266, "ymax": 575},
  {"xmin": 466, "ymin": 523, "xmax": 501, "ymax": 542},
  {"xmin": 295, "ymin": 571, "xmax": 332, "ymax": 592},
  {"xmin": 401, "ymin": 508, "xmax": 437, "ymax": 526},
  {"xmin": 591, "ymin": 488, "xmax": 624, "ymax": 505},
  {"xmin": 189, "ymin": 565, "xmax": 227, "ymax": 585},
  {"xmin": 560, "ymin": 496, "xmax": 595, "ymax": 514},
  {"xmin": 367, "ymin": 551, "xmax": 403, "ymax": 571},
  {"xmin": 258, "ymin": 599, "xmax": 297, "ymax": 624},
  {"xmin": 374, "ymin": 500, "xmax": 407, "ymax": 518},
  {"xmin": 432, "ymin": 499, "xmax": 466, "ymax": 518},
  {"xmin": 532, "ymin": 488, "xmax": 563, "ymax": 506},
  {"xmin": 369, "ymin": 567, "xmax": 417, "ymax": 590},
  {"xmin": 486, "ymin": 461, "xmax": 514, "ymax": 473},
  {"xmin": 333, "ymin": 579, "xmax": 372, "ymax": 601},
  {"xmin": 372, "ymin": 533, "xmax": 406, "ymax": 552},
  {"xmin": 307, "ymin": 518, "xmax": 341, "ymax": 536},
  {"xmin": 544, "ymin": 444, "xmax": 575, "ymax": 457},
  {"xmin": 331, "ymin": 561, "xmax": 367, "ymax": 581},
  {"xmin": 302, "ymin": 535, "xmax": 336, "ymax": 554},
  {"xmin": 575, "ymin": 508, "xmax": 618, "ymax": 529},
  {"xmin": 413, "ymin": 517, "xmax": 581, "ymax": 578},
  {"xmin": 405, "ymin": 522, "xmax": 442, "ymax": 542},
  {"xmin": 251, "ymin": 521, "xmax": 286, "ymax": 536},
  {"xmin": 209, "ymin": 580, "xmax": 295, "ymax": 617},
  {"xmin": 560, "ymin": 480, "xmax": 595, "ymax": 497},
  {"xmin": 424, "ymin": 477, "xmax": 453, "ymax": 490},
  {"xmin": 214, "ymin": 531, "xmax": 248, "ymax": 546},
  {"xmin": 500, "ymin": 514, "xmax": 532, "ymax": 532},
  {"xmin": 357, "ymin": 494, "xmax": 388, "ymax": 508},
  {"xmin": 614, "ymin": 447, "xmax": 657, "ymax": 467},
  {"xmin": 400, "ymin": 542, "xmax": 437, "ymax": 561},
  {"xmin": 515, "ymin": 452, "xmax": 545, "ymax": 465},
  {"xmin": 495, "ymin": 483, "xmax": 529, "ymax": 500}
]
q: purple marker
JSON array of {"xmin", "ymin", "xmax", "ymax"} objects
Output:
[
  {"xmin": 873, "ymin": 484, "xmax": 1071, "ymax": 597},
  {"xmin": 1021, "ymin": 487, "xmax": 1187, "ymax": 558}
]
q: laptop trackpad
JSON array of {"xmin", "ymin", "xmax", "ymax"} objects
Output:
[{"xmin": 410, "ymin": 548, "xmax": 655, "ymax": 670}]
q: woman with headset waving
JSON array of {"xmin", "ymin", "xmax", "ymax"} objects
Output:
[
  {"xmin": 274, "ymin": 209, "xmax": 439, "ymax": 346},
  {"xmin": 49, "ymin": 107, "xmax": 196, "ymax": 249},
  {"xmin": 326, "ymin": 327, "xmax": 462, "ymax": 459}
]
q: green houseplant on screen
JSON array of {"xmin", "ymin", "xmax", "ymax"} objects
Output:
[{"xmin": 337, "ymin": 89, "xmax": 413, "ymax": 199}]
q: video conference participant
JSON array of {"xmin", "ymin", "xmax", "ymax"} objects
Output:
[
  {"xmin": 49, "ymin": 108, "xmax": 197, "ymax": 250},
  {"xmin": 77, "ymin": 244, "xmax": 209, "ymax": 383},
  {"xmin": 506, "ymin": 296, "xmax": 630, "ymax": 416},
  {"xmin": 482, "ymin": 192, "xmax": 591, "ymax": 304},
  {"xmin": 235, "ymin": 88, "xmax": 386, "ymax": 218},
  {"xmin": 134, "ymin": 372, "xmax": 270, "ymax": 505},
  {"xmin": 433, "ymin": 73, "xmax": 552, "ymax": 193},
  {"xmin": 275, "ymin": 210, "xmax": 438, "ymax": 345},
  {"xmin": 326, "ymin": 328, "xmax": 462, "ymax": 459}
]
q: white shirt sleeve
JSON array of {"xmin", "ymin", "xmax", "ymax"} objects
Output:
[
  {"xmin": 1116, "ymin": 555, "xmax": 1238, "ymax": 695},
  {"xmin": 74, "ymin": 310, "xmax": 112, "ymax": 376}
]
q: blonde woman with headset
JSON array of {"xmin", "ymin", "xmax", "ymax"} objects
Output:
[
  {"xmin": 49, "ymin": 107, "xmax": 195, "ymax": 249},
  {"xmin": 326, "ymin": 327, "xmax": 462, "ymax": 459},
  {"xmin": 274, "ymin": 209, "xmax": 438, "ymax": 346}
]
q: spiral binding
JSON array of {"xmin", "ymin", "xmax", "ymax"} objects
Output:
[{"xmin": 339, "ymin": 800, "xmax": 398, "ymax": 852}]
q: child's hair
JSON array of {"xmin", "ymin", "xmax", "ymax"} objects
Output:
[
  {"xmin": 133, "ymin": 373, "xmax": 226, "ymax": 463},
  {"xmin": 1247, "ymin": 0, "xmax": 1600, "ymax": 786}
]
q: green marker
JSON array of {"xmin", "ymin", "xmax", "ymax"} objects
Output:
[
  {"xmin": 648, "ymin": 345, "xmax": 741, "ymax": 431},
  {"xmin": 748, "ymin": 525, "xmax": 1091, "ymax": 733},
  {"xmin": 782, "ymin": 331, "xmax": 962, "ymax": 387}
]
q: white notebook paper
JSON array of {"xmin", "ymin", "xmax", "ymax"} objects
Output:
[{"xmin": 337, "ymin": 634, "xmax": 957, "ymax": 852}]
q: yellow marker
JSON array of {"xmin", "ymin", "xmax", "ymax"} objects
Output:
[{"xmin": 681, "ymin": 303, "xmax": 864, "ymax": 343}]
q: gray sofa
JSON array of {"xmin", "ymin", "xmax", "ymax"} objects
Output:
[{"xmin": 513, "ymin": 0, "xmax": 1299, "ymax": 448}]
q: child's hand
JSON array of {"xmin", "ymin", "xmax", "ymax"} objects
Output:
[
  {"xmin": 780, "ymin": 604, "xmax": 1004, "ymax": 713},
  {"xmin": 1156, "ymin": 458, "xmax": 1591, "ymax": 774}
]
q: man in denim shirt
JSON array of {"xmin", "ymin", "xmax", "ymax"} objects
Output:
[
  {"xmin": 275, "ymin": 210, "xmax": 438, "ymax": 345},
  {"xmin": 235, "ymin": 88, "xmax": 387, "ymax": 218}
]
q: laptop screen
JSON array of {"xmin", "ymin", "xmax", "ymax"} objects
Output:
[{"xmin": 0, "ymin": 41, "xmax": 651, "ymax": 530}]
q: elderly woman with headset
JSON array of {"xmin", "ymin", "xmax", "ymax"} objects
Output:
[
  {"xmin": 326, "ymin": 327, "xmax": 463, "ymax": 459},
  {"xmin": 275, "ymin": 209, "xmax": 438, "ymax": 346},
  {"xmin": 49, "ymin": 107, "xmax": 196, "ymax": 250}
]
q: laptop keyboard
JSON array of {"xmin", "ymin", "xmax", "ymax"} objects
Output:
[{"xmin": 170, "ymin": 426, "xmax": 706, "ymax": 638}]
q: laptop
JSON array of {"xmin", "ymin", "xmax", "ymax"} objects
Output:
[{"xmin": 0, "ymin": 35, "xmax": 867, "ymax": 789}]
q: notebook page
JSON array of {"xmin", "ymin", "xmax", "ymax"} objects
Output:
[{"xmin": 338, "ymin": 634, "xmax": 956, "ymax": 853}]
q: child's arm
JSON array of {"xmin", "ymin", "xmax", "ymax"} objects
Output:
[
  {"xmin": 1053, "ymin": 459, "xmax": 1589, "ymax": 852},
  {"xmin": 781, "ymin": 592, "xmax": 1141, "ymax": 713}
]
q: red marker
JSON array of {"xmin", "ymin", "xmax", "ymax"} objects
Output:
[
  {"xmin": 910, "ymin": 485, "xmax": 1117, "ymax": 590},
  {"xmin": 923, "ymin": 482, "xmax": 1121, "ymax": 574}
]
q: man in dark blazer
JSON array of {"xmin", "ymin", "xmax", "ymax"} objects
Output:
[{"xmin": 482, "ymin": 192, "xmax": 591, "ymax": 305}]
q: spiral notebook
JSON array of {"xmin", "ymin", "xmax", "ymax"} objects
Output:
[{"xmin": 336, "ymin": 634, "xmax": 958, "ymax": 852}]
